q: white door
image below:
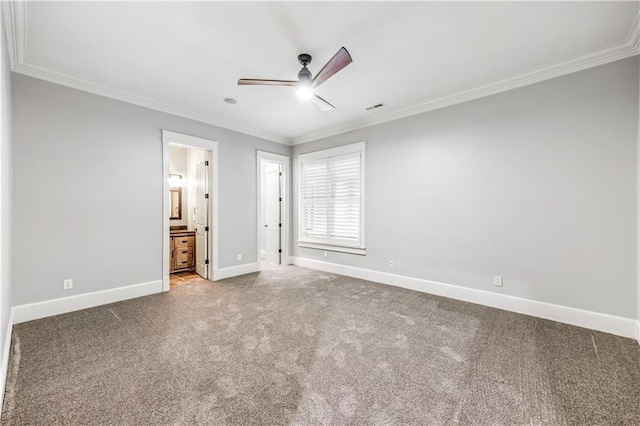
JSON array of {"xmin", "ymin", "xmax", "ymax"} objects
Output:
[
  {"xmin": 264, "ymin": 163, "xmax": 281, "ymax": 264},
  {"xmin": 195, "ymin": 154, "xmax": 209, "ymax": 278}
]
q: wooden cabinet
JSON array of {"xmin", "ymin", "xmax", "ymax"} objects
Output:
[{"xmin": 170, "ymin": 231, "xmax": 195, "ymax": 272}]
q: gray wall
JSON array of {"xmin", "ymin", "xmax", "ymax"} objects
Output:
[
  {"xmin": 293, "ymin": 57, "xmax": 640, "ymax": 319},
  {"xmin": 1, "ymin": 10, "xmax": 13, "ymax": 352},
  {"xmin": 11, "ymin": 74, "xmax": 289, "ymax": 306}
]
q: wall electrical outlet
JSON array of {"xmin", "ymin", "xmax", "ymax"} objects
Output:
[
  {"xmin": 63, "ymin": 279, "xmax": 73, "ymax": 290},
  {"xmin": 237, "ymin": 254, "xmax": 242, "ymax": 261},
  {"xmin": 493, "ymin": 276, "xmax": 503, "ymax": 287},
  {"xmin": 388, "ymin": 260, "xmax": 394, "ymax": 268},
  {"xmin": 323, "ymin": 251, "xmax": 328, "ymax": 258}
]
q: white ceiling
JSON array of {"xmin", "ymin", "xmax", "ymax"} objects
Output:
[{"xmin": 5, "ymin": 1, "xmax": 639, "ymax": 144}]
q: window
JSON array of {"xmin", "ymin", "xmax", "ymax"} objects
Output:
[{"xmin": 298, "ymin": 142, "xmax": 365, "ymax": 255}]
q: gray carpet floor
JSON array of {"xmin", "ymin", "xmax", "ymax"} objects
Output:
[{"xmin": 2, "ymin": 265, "xmax": 639, "ymax": 425}]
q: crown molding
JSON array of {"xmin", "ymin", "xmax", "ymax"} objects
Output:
[
  {"xmin": 1, "ymin": 0, "xmax": 25, "ymax": 69},
  {"xmin": 2, "ymin": 1, "xmax": 638, "ymax": 147},
  {"xmin": 291, "ymin": 13, "xmax": 640, "ymax": 145},
  {"xmin": 628, "ymin": 11, "xmax": 640, "ymax": 51},
  {"xmin": 12, "ymin": 61, "xmax": 292, "ymax": 145}
]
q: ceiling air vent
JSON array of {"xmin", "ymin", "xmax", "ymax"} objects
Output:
[{"xmin": 365, "ymin": 103, "xmax": 384, "ymax": 111}]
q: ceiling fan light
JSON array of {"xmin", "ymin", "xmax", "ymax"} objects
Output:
[{"xmin": 296, "ymin": 85, "xmax": 314, "ymax": 100}]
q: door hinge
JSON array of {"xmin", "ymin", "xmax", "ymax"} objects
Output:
[
  {"xmin": 279, "ymin": 172, "xmax": 282, "ymax": 176},
  {"xmin": 279, "ymin": 223, "xmax": 282, "ymax": 228},
  {"xmin": 205, "ymin": 226, "xmax": 209, "ymax": 232},
  {"xmin": 279, "ymin": 197, "xmax": 282, "ymax": 202},
  {"xmin": 205, "ymin": 259, "xmax": 209, "ymax": 265},
  {"xmin": 205, "ymin": 193, "xmax": 209, "ymax": 199},
  {"xmin": 205, "ymin": 160, "xmax": 209, "ymax": 166},
  {"xmin": 278, "ymin": 249, "xmax": 282, "ymax": 253}
]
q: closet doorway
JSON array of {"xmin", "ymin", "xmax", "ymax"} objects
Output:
[{"xmin": 257, "ymin": 151, "xmax": 290, "ymax": 270}]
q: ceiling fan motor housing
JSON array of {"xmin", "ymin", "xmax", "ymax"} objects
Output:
[{"xmin": 298, "ymin": 66, "xmax": 312, "ymax": 82}]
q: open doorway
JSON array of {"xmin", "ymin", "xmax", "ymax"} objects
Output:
[
  {"xmin": 257, "ymin": 151, "xmax": 290, "ymax": 270},
  {"xmin": 168, "ymin": 145, "xmax": 209, "ymax": 285},
  {"xmin": 162, "ymin": 131, "xmax": 218, "ymax": 291}
]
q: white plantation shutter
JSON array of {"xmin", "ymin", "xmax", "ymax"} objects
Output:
[
  {"xmin": 301, "ymin": 161, "xmax": 328, "ymax": 239},
  {"xmin": 327, "ymin": 154, "xmax": 360, "ymax": 242},
  {"xmin": 299, "ymin": 143, "xmax": 365, "ymax": 251}
]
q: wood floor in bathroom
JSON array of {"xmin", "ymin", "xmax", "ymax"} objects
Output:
[{"xmin": 169, "ymin": 271, "xmax": 205, "ymax": 286}]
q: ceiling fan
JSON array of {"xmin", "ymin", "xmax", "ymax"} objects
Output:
[{"xmin": 238, "ymin": 47, "xmax": 352, "ymax": 111}]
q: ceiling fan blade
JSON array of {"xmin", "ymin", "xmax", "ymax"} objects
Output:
[
  {"xmin": 238, "ymin": 79, "xmax": 297, "ymax": 87},
  {"xmin": 312, "ymin": 47, "xmax": 353, "ymax": 88},
  {"xmin": 310, "ymin": 94, "xmax": 335, "ymax": 112}
]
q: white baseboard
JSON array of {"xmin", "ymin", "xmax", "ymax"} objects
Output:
[
  {"xmin": 213, "ymin": 263, "xmax": 259, "ymax": 281},
  {"xmin": 0, "ymin": 310, "xmax": 14, "ymax": 419},
  {"xmin": 291, "ymin": 257, "xmax": 638, "ymax": 340},
  {"xmin": 11, "ymin": 280, "xmax": 163, "ymax": 324}
]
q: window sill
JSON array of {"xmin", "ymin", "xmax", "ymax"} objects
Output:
[{"xmin": 297, "ymin": 242, "xmax": 366, "ymax": 256}]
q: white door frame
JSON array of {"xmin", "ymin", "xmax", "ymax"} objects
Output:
[
  {"xmin": 257, "ymin": 151, "xmax": 290, "ymax": 270},
  {"xmin": 162, "ymin": 130, "xmax": 219, "ymax": 291}
]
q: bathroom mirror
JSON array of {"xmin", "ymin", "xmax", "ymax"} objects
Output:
[{"xmin": 170, "ymin": 188, "xmax": 182, "ymax": 220}]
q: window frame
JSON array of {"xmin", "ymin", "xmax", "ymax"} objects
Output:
[{"xmin": 297, "ymin": 141, "xmax": 366, "ymax": 255}]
